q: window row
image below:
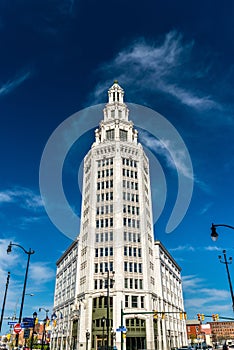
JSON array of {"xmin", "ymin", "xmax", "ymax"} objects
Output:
[
  {"xmin": 123, "ymin": 180, "xmax": 138, "ymax": 190},
  {"xmin": 122, "ymin": 158, "xmax": 137, "ymax": 168},
  {"xmin": 123, "ymin": 192, "xmax": 139, "ymax": 202},
  {"xmin": 97, "ymin": 180, "xmax": 113, "ymax": 190},
  {"xmin": 94, "ymin": 262, "xmax": 114, "ymax": 273},
  {"xmin": 123, "ymin": 218, "xmax": 140, "ymax": 228},
  {"xmin": 124, "ymin": 246, "xmax": 142, "ymax": 257},
  {"xmin": 124, "ymin": 278, "xmax": 143, "ymax": 290},
  {"xmin": 93, "ymin": 318, "xmax": 113, "ymax": 328},
  {"xmin": 126, "ymin": 318, "xmax": 145, "ymax": 328},
  {"xmin": 124, "ymin": 262, "xmax": 142, "ymax": 273},
  {"xmin": 95, "ymin": 247, "xmax": 113, "ymax": 257},
  {"xmin": 123, "ymin": 169, "xmax": 138, "ymax": 179},
  {"xmin": 96, "ymin": 205, "xmax": 113, "ymax": 215},
  {"xmin": 123, "ymin": 231, "xmax": 141, "ymax": 243},
  {"xmin": 95, "ymin": 231, "xmax": 113, "ymax": 242},
  {"xmin": 97, "ymin": 168, "xmax": 113, "ymax": 178},
  {"xmin": 96, "ymin": 218, "xmax": 113, "ymax": 228},
  {"xmin": 125, "ymin": 295, "xmax": 145, "ymax": 308},
  {"xmin": 123, "ymin": 205, "xmax": 139, "ymax": 215},
  {"xmin": 97, "ymin": 192, "xmax": 113, "ymax": 202},
  {"xmin": 93, "ymin": 296, "xmax": 113, "ymax": 309},
  {"xmin": 94, "ymin": 278, "xmax": 114, "ymax": 289},
  {"xmin": 97, "ymin": 158, "xmax": 113, "ymax": 167}
]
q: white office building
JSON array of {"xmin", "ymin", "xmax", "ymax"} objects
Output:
[{"xmin": 51, "ymin": 82, "xmax": 187, "ymax": 350}]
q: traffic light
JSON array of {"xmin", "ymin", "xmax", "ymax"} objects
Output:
[
  {"xmin": 35, "ymin": 318, "xmax": 39, "ymax": 325},
  {"xmin": 161, "ymin": 312, "xmax": 165, "ymax": 319},
  {"xmin": 153, "ymin": 311, "xmax": 158, "ymax": 320},
  {"xmin": 180, "ymin": 312, "xmax": 183, "ymax": 320},
  {"xmin": 212, "ymin": 314, "xmax": 219, "ymax": 321},
  {"xmin": 201, "ymin": 314, "xmax": 205, "ymax": 321},
  {"xmin": 184, "ymin": 312, "xmax": 187, "ymax": 320},
  {"xmin": 197, "ymin": 313, "xmax": 201, "ymax": 321}
]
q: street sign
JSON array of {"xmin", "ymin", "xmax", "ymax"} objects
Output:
[
  {"xmin": 24, "ymin": 328, "xmax": 30, "ymax": 339},
  {"xmin": 116, "ymin": 327, "xmax": 127, "ymax": 332},
  {"xmin": 22, "ymin": 318, "xmax": 34, "ymax": 327},
  {"xmin": 14, "ymin": 323, "xmax": 22, "ymax": 334},
  {"xmin": 8, "ymin": 321, "xmax": 17, "ymax": 325},
  {"xmin": 21, "ymin": 322, "xmax": 34, "ymax": 328}
]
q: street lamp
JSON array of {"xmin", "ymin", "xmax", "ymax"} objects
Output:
[
  {"xmin": 210, "ymin": 223, "xmax": 234, "ymax": 241},
  {"xmin": 30, "ymin": 311, "xmax": 38, "ymax": 350},
  {"xmin": 86, "ymin": 330, "xmax": 90, "ymax": 350},
  {"xmin": 218, "ymin": 250, "xmax": 234, "ymax": 311},
  {"xmin": 101, "ymin": 317, "xmax": 105, "ymax": 349},
  {"xmin": 39, "ymin": 308, "xmax": 49, "ymax": 350},
  {"xmin": 0, "ymin": 272, "xmax": 10, "ymax": 333},
  {"xmin": 7, "ymin": 242, "xmax": 35, "ymax": 347},
  {"xmin": 103, "ymin": 270, "xmax": 115, "ymax": 350}
]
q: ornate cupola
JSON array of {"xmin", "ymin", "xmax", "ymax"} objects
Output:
[{"xmin": 94, "ymin": 81, "xmax": 138, "ymax": 145}]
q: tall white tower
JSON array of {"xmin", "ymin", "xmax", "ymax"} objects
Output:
[
  {"xmin": 76, "ymin": 81, "xmax": 159, "ymax": 350},
  {"xmin": 52, "ymin": 82, "xmax": 187, "ymax": 350}
]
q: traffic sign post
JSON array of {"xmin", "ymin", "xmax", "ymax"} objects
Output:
[{"xmin": 14, "ymin": 323, "xmax": 22, "ymax": 334}]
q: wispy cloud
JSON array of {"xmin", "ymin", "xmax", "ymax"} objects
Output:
[
  {"xmin": 0, "ymin": 70, "xmax": 31, "ymax": 97},
  {"xmin": 140, "ymin": 130, "xmax": 193, "ymax": 180},
  {"xmin": 92, "ymin": 31, "xmax": 220, "ymax": 111},
  {"xmin": 0, "ymin": 187, "xmax": 43, "ymax": 211},
  {"xmin": 29, "ymin": 262, "xmax": 55, "ymax": 284},
  {"xmin": 170, "ymin": 245, "xmax": 195, "ymax": 252}
]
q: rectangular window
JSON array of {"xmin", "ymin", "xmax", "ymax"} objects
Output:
[
  {"xmin": 129, "ymin": 262, "xmax": 133, "ymax": 272},
  {"xmin": 96, "ymin": 234, "xmax": 99, "ymax": 243},
  {"xmin": 134, "ymin": 263, "xmax": 137, "ymax": 272},
  {"xmin": 120, "ymin": 129, "xmax": 128, "ymax": 141},
  {"xmin": 131, "ymin": 296, "xmax": 138, "ymax": 308},
  {"xmin": 125, "ymin": 278, "xmax": 128, "ymax": 288},
  {"xmin": 139, "ymin": 263, "xmax": 142, "ymax": 273},
  {"xmin": 141, "ymin": 296, "xmax": 144, "ymax": 308},
  {"xmin": 134, "ymin": 279, "xmax": 138, "ymax": 289},
  {"xmin": 124, "ymin": 246, "xmax": 127, "ymax": 256},
  {"xmin": 94, "ymin": 280, "xmax": 98, "ymax": 289},
  {"xmin": 106, "ymin": 129, "xmax": 115, "ymax": 140},
  {"xmin": 100, "ymin": 248, "xmax": 103, "ymax": 257},
  {"xmin": 109, "ymin": 231, "xmax": 113, "ymax": 241},
  {"xmin": 129, "ymin": 278, "xmax": 133, "ymax": 289},
  {"xmin": 124, "ymin": 262, "xmax": 128, "ymax": 272},
  {"xmin": 94, "ymin": 264, "xmax": 98, "ymax": 273},
  {"xmin": 109, "ymin": 262, "xmax": 113, "ymax": 272},
  {"xmin": 125, "ymin": 295, "xmax": 129, "ymax": 308},
  {"xmin": 95, "ymin": 248, "xmax": 98, "ymax": 257},
  {"xmin": 100, "ymin": 263, "xmax": 103, "ymax": 273},
  {"xmin": 105, "ymin": 247, "xmax": 108, "ymax": 256}
]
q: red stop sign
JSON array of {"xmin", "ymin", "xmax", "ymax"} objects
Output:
[{"xmin": 14, "ymin": 323, "xmax": 22, "ymax": 334}]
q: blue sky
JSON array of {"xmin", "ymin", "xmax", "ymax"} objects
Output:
[{"xmin": 0, "ymin": 0, "xmax": 234, "ymax": 334}]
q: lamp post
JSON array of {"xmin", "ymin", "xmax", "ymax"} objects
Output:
[
  {"xmin": 7, "ymin": 242, "xmax": 35, "ymax": 347},
  {"xmin": 218, "ymin": 250, "xmax": 234, "ymax": 311},
  {"xmin": 210, "ymin": 223, "xmax": 234, "ymax": 241},
  {"xmin": 39, "ymin": 308, "xmax": 49, "ymax": 350},
  {"xmin": 30, "ymin": 311, "xmax": 38, "ymax": 350},
  {"xmin": 101, "ymin": 317, "xmax": 105, "ymax": 350},
  {"xmin": 0, "ymin": 271, "xmax": 10, "ymax": 333},
  {"xmin": 103, "ymin": 270, "xmax": 115, "ymax": 350},
  {"xmin": 86, "ymin": 330, "xmax": 90, "ymax": 350}
]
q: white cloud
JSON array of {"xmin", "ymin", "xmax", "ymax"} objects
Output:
[
  {"xmin": 29, "ymin": 262, "xmax": 55, "ymax": 284},
  {"xmin": 0, "ymin": 70, "xmax": 31, "ymax": 97},
  {"xmin": 170, "ymin": 245, "xmax": 195, "ymax": 252},
  {"xmin": 0, "ymin": 187, "xmax": 43, "ymax": 210},
  {"xmin": 92, "ymin": 31, "xmax": 220, "ymax": 111},
  {"xmin": 140, "ymin": 130, "xmax": 193, "ymax": 180}
]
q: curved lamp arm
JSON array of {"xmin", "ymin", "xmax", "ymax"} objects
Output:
[{"xmin": 211, "ymin": 223, "xmax": 234, "ymax": 242}]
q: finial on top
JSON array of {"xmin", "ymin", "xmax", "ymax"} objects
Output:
[{"xmin": 114, "ymin": 80, "xmax": 118, "ymax": 84}]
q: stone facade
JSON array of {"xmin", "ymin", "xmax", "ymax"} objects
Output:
[{"xmin": 51, "ymin": 82, "xmax": 187, "ymax": 350}]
